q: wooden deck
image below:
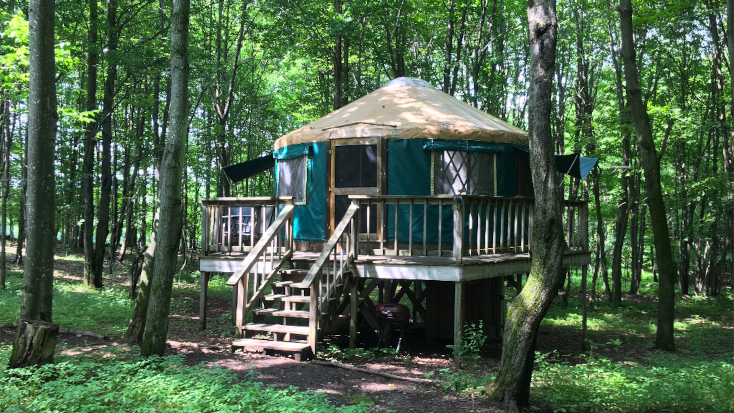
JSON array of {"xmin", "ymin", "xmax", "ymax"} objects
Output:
[{"xmin": 200, "ymin": 250, "xmax": 591, "ymax": 282}]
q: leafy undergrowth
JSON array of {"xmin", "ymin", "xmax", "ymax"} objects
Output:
[
  {"xmin": 0, "ymin": 272, "xmax": 134, "ymax": 336},
  {"xmin": 531, "ymin": 350, "xmax": 734, "ymax": 412},
  {"xmin": 0, "ymin": 346, "xmax": 370, "ymax": 413}
]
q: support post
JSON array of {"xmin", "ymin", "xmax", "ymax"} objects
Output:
[
  {"xmin": 350, "ymin": 280, "xmax": 357, "ymax": 349},
  {"xmin": 199, "ymin": 271, "xmax": 209, "ymax": 330},
  {"xmin": 453, "ymin": 281, "xmax": 465, "ymax": 368},
  {"xmin": 309, "ymin": 283, "xmax": 318, "ymax": 355},
  {"xmin": 453, "ymin": 196, "xmax": 464, "ymax": 263},
  {"xmin": 235, "ymin": 278, "xmax": 245, "ymax": 337},
  {"xmin": 581, "ymin": 264, "xmax": 590, "ymax": 351}
]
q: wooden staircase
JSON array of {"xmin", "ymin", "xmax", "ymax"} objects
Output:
[
  {"xmin": 227, "ymin": 203, "xmax": 360, "ymax": 360},
  {"xmin": 232, "ymin": 267, "xmax": 315, "ymax": 360}
]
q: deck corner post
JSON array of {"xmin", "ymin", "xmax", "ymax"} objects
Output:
[
  {"xmin": 349, "ymin": 280, "xmax": 358, "ymax": 349},
  {"xmin": 453, "ymin": 196, "xmax": 464, "ymax": 263},
  {"xmin": 453, "ymin": 281, "xmax": 465, "ymax": 368},
  {"xmin": 200, "ymin": 271, "xmax": 209, "ymax": 331},
  {"xmin": 309, "ymin": 283, "xmax": 318, "ymax": 355}
]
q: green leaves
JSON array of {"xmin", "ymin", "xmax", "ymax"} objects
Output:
[{"xmin": 0, "ymin": 351, "xmax": 371, "ymax": 412}]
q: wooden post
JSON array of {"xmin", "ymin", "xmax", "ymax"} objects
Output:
[
  {"xmin": 309, "ymin": 283, "xmax": 318, "ymax": 355},
  {"xmin": 453, "ymin": 196, "xmax": 464, "ymax": 263},
  {"xmin": 581, "ymin": 264, "xmax": 590, "ymax": 351},
  {"xmin": 350, "ymin": 280, "xmax": 357, "ymax": 349},
  {"xmin": 200, "ymin": 271, "xmax": 209, "ymax": 331},
  {"xmin": 453, "ymin": 281, "xmax": 465, "ymax": 368},
  {"xmin": 235, "ymin": 278, "xmax": 245, "ymax": 337}
]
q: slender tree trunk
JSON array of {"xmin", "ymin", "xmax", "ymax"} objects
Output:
[
  {"xmin": 489, "ymin": 1, "xmax": 563, "ymax": 410},
  {"xmin": 92, "ymin": 0, "xmax": 118, "ymax": 288},
  {"xmin": 619, "ymin": 0, "xmax": 675, "ymax": 351},
  {"xmin": 141, "ymin": 0, "xmax": 190, "ymax": 357},
  {"xmin": 15, "ymin": 129, "xmax": 26, "ymax": 265},
  {"xmin": 82, "ymin": 0, "xmax": 99, "ymax": 288},
  {"xmin": 0, "ymin": 99, "xmax": 9, "ymax": 289}
]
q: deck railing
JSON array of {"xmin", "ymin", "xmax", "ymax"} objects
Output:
[
  {"xmin": 348, "ymin": 195, "xmax": 588, "ymax": 259},
  {"xmin": 201, "ymin": 197, "xmax": 293, "ymax": 255}
]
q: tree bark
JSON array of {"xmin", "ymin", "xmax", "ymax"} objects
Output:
[
  {"xmin": 82, "ymin": 0, "xmax": 99, "ymax": 288},
  {"xmin": 8, "ymin": 320, "xmax": 59, "ymax": 368},
  {"xmin": 92, "ymin": 0, "xmax": 118, "ymax": 288},
  {"xmin": 141, "ymin": 0, "xmax": 190, "ymax": 357},
  {"xmin": 619, "ymin": 0, "xmax": 675, "ymax": 351},
  {"xmin": 13, "ymin": 0, "xmax": 58, "ymax": 369},
  {"xmin": 488, "ymin": 0, "xmax": 563, "ymax": 410}
]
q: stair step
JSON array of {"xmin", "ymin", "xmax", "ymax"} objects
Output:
[
  {"xmin": 231, "ymin": 338, "xmax": 313, "ymax": 361},
  {"xmin": 273, "ymin": 281, "xmax": 294, "ymax": 287},
  {"xmin": 280, "ymin": 269, "xmax": 309, "ymax": 276},
  {"xmin": 252, "ymin": 308, "xmax": 310, "ymax": 319},
  {"xmin": 243, "ymin": 323, "xmax": 310, "ymax": 335},
  {"xmin": 264, "ymin": 294, "xmax": 310, "ymax": 303}
]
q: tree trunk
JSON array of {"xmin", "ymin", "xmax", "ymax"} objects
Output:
[
  {"xmin": 14, "ymin": 128, "xmax": 26, "ymax": 265},
  {"xmin": 0, "ymin": 99, "xmax": 9, "ymax": 289},
  {"xmin": 13, "ymin": 0, "xmax": 58, "ymax": 367},
  {"xmin": 141, "ymin": 0, "xmax": 190, "ymax": 357},
  {"xmin": 488, "ymin": 1, "xmax": 563, "ymax": 410},
  {"xmin": 8, "ymin": 320, "xmax": 59, "ymax": 368},
  {"xmin": 619, "ymin": 0, "xmax": 675, "ymax": 351},
  {"xmin": 82, "ymin": 0, "xmax": 99, "ymax": 289},
  {"xmin": 92, "ymin": 0, "xmax": 118, "ymax": 288}
]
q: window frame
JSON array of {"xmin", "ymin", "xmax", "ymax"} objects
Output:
[{"xmin": 276, "ymin": 154, "xmax": 308, "ymax": 205}]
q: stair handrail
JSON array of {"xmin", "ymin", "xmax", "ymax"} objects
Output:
[
  {"xmin": 294, "ymin": 203, "xmax": 360, "ymax": 290},
  {"xmin": 225, "ymin": 204, "xmax": 295, "ymax": 287}
]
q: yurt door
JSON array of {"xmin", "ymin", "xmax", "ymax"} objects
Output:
[{"xmin": 330, "ymin": 137, "xmax": 382, "ymax": 239}]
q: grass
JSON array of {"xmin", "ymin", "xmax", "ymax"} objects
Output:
[
  {"xmin": 2, "ymin": 250, "xmax": 733, "ymax": 412},
  {"xmin": 0, "ymin": 346, "xmax": 370, "ymax": 413}
]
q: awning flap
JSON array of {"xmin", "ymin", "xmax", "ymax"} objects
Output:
[
  {"xmin": 423, "ymin": 139, "xmax": 505, "ymax": 153},
  {"xmin": 222, "ymin": 154, "xmax": 274, "ymax": 183},
  {"xmin": 555, "ymin": 153, "xmax": 599, "ymax": 180}
]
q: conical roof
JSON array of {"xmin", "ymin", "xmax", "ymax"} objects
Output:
[{"xmin": 274, "ymin": 77, "xmax": 528, "ymax": 150}]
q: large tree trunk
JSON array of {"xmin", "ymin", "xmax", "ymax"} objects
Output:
[
  {"xmin": 82, "ymin": 0, "xmax": 99, "ymax": 288},
  {"xmin": 124, "ymin": 210, "xmax": 156, "ymax": 344},
  {"xmin": 8, "ymin": 320, "xmax": 59, "ymax": 368},
  {"xmin": 13, "ymin": 0, "xmax": 58, "ymax": 367},
  {"xmin": 141, "ymin": 0, "xmax": 190, "ymax": 357},
  {"xmin": 619, "ymin": 0, "xmax": 675, "ymax": 351},
  {"xmin": 488, "ymin": 1, "xmax": 564, "ymax": 410}
]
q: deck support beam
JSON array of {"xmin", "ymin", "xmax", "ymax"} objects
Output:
[
  {"xmin": 453, "ymin": 281, "xmax": 465, "ymax": 368},
  {"xmin": 200, "ymin": 272, "xmax": 209, "ymax": 330},
  {"xmin": 349, "ymin": 280, "xmax": 357, "ymax": 348}
]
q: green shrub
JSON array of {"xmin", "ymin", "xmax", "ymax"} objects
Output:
[{"xmin": 0, "ymin": 346, "xmax": 370, "ymax": 413}]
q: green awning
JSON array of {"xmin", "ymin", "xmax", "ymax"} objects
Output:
[
  {"xmin": 555, "ymin": 153, "xmax": 598, "ymax": 180},
  {"xmin": 222, "ymin": 154, "xmax": 274, "ymax": 183}
]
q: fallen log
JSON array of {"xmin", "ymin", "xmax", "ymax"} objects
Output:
[
  {"xmin": 1, "ymin": 322, "xmax": 107, "ymax": 340},
  {"xmin": 311, "ymin": 359, "xmax": 434, "ymax": 385}
]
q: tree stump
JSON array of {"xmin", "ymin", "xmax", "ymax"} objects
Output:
[{"xmin": 8, "ymin": 320, "xmax": 59, "ymax": 368}]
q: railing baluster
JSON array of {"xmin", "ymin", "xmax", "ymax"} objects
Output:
[
  {"xmin": 438, "ymin": 200, "xmax": 443, "ymax": 257},
  {"xmin": 393, "ymin": 199, "xmax": 399, "ymax": 254},
  {"xmin": 408, "ymin": 199, "xmax": 413, "ymax": 256},
  {"xmin": 423, "ymin": 201, "xmax": 428, "ymax": 256}
]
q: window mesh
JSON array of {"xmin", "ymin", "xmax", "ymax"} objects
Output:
[
  {"xmin": 434, "ymin": 151, "xmax": 494, "ymax": 195},
  {"xmin": 277, "ymin": 156, "xmax": 307, "ymax": 203}
]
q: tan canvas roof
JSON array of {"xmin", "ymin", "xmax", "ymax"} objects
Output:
[{"xmin": 273, "ymin": 77, "xmax": 528, "ymax": 150}]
